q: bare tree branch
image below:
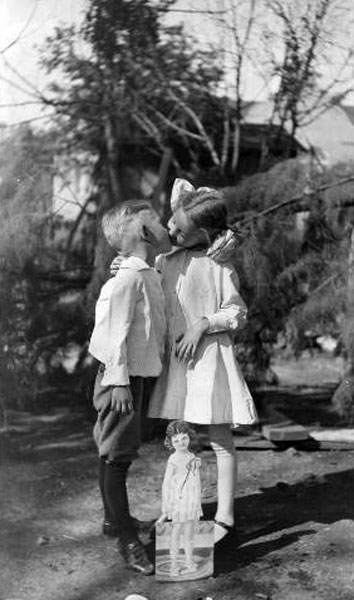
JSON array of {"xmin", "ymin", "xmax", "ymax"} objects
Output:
[
  {"xmin": 0, "ymin": 0, "xmax": 39, "ymax": 55},
  {"xmin": 236, "ymin": 175, "xmax": 354, "ymax": 226},
  {"xmin": 167, "ymin": 89, "xmax": 221, "ymax": 166}
]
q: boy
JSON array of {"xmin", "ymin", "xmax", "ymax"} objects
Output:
[{"xmin": 89, "ymin": 200, "xmax": 170, "ymax": 575}]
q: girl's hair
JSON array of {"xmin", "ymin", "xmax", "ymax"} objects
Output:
[
  {"xmin": 164, "ymin": 420, "xmax": 197, "ymax": 451},
  {"xmin": 177, "ymin": 188, "xmax": 227, "ymax": 244},
  {"xmin": 102, "ymin": 200, "xmax": 153, "ymax": 252}
]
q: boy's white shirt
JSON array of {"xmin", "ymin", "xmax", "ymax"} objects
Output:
[{"xmin": 89, "ymin": 256, "xmax": 166, "ymax": 386}]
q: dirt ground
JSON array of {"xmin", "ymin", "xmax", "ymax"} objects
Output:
[{"xmin": 1, "ymin": 355, "xmax": 354, "ymax": 600}]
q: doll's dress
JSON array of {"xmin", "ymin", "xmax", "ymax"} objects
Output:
[{"xmin": 164, "ymin": 456, "xmax": 203, "ymax": 523}]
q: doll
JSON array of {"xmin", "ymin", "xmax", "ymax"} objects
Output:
[{"xmin": 157, "ymin": 421, "xmax": 202, "ymax": 576}]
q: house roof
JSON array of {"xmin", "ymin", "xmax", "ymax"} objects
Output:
[
  {"xmin": 342, "ymin": 105, "xmax": 354, "ymax": 126},
  {"xmin": 242, "ymin": 101, "xmax": 354, "ymax": 166}
]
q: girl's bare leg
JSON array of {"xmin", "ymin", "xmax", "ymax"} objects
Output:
[{"xmin": 209, "ymin": 424, "xmax": 237, "ymax": 543}]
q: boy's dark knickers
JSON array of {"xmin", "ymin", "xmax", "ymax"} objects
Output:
[
  {"xmin": 92, "ymin": 367, "xmax": 144, "ymax": 462},
  {"xmin": 93, "ymin": 367, "xmax": 146, "ymax": 539}
]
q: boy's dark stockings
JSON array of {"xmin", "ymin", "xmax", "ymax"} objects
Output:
[{"xmin": 99, "ymin": 457, "xmax": 136, "ymax": 540}]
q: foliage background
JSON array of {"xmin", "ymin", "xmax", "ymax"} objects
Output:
[{"xmin": 1, "ymin": 0, "xmax": 354, "ymax": 423}]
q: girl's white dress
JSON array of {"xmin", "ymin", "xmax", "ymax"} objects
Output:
[
  {"xmin": 162, "ymin": 454, "xmax": 203, "ymax": 523},
  {"xmin": 149, "ymin": 248, "xmax": 257, "ymax": 426}
]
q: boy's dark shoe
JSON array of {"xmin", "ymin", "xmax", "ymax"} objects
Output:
[
  {"xmin": 117, "ymin": 537, "xmax": 154, "ymax": 575},
  {"xmin": 103, "ymin": 520, "xmax": 118, "ymax": 537},
  {"xmin": 103, "ymin": 518, "xmax": 156, "ymax": 538}
]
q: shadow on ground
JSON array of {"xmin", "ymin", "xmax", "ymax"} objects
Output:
[
  {"xmin": 201, "ymin": 467, "xmax": 354, "ymax": 575},
  {"xmin": 1, "ymin": 380, "xmax": 354, "ymax": 600}
]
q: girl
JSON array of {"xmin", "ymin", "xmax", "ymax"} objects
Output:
[
  {"xmin": 157, "ymin": 420, "xmax": 202, "ymax": 576},
  {"xmin": 149, "ymin": 179, "xmax": 258, "ymax": 544}
]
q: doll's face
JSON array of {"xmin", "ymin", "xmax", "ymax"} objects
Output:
[
  {"xmin": 168, "ymin": 206, "xmax": 206, "ymax": 249},
  {"xmin": 171, "ymin": 432, "xmax": 190, "ymax": 452}
]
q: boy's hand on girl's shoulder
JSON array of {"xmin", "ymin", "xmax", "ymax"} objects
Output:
[
  {"xmin": 111, "ymin": 385, "xmax": 134, "ymax": 414},
  {"xmin": 175, "ymin": 318, "xmax": 209, "ymax": 363},
  {"xmin": 110, "ymin": 254, "xmax": 124, "ymax": 277}
]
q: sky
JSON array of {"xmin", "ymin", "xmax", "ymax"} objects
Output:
[
  {"xmin": 0, "ymin": 0, "xmax": 85, "ymax": 125},
  {"xmin": 0, "ymin": 0, "xmax": 353, "ymax": 127}
]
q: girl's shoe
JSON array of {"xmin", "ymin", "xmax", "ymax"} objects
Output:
[{"xmin": 214, "ymin": 519, "xmax": 235, "ymax": 547}]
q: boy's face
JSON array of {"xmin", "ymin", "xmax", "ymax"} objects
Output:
[
  {"xmin": 168, "ymin": 206, "xmax": 206, "ymax": 248},
  {"xmin": 143, "ymin": 210, "xmax": 171, "ymax": 254}
]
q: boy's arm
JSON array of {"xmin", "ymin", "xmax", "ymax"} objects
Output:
[
  {"xmin": 111, "ymin": 253, "xmax": 163, "ymax": 275},
  {"xmin": 110, "ymin": 385, "xmax": 134, "ymax": 414},
  {"xmin": 101, "ymin": 270, "xmax": 138, "ymax": 388}
]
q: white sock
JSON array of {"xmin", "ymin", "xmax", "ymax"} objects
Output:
[{"xmin": 209, "ymin": 424, "xmax": 237, "ymax": 543}]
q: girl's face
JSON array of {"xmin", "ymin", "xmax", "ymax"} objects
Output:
[
  {"xmin": 168, "ymin": 206, "xmax": 207, "ymax": 248},
  {"xmin": 171, "ymin": 432, "xmax": 190, "ymax": 452}
]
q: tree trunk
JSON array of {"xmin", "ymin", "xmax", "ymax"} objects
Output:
[
  {"xmin": 345, "ymin": 227, "xmax": 354, "ymax": 374},
  {"xmin": 84, "ymin": 120, "xmax": 121, "ymax": 320},
  {"xmin": 103, "ymin": 114, "xmax": 122, "ymax": 203},
  {"xmin": 84, "ymin": 106, "xmax": 123, "ymax": 319},
  {"xmin": 153, "ymin": 147, "xmax": 173, "ymax": 220},
  {"xmin": 230, "ymin": 119, "xmax": 240, "ymax": 175},
  {"xmin": 332, "ymin": 226, "xmax": 354, "ymax": 423}
]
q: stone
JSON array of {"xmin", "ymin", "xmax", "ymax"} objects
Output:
[{"xmin": 262, "ymin": 423, "xmax": 309, "ymax": 442}]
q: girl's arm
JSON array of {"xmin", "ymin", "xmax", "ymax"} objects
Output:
[
  {"xmin": 175, "ymin": 264, "xmax": 246, "ymax": 361},
  {"xmin": 175, "ymin": 318, "xmax": 209, "ymax": 362},
  {"xmin": 205, "ymin": 263, "xmax": 247, "ymax": 334}
]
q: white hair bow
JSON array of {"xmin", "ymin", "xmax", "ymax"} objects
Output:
[
  {"xmin": 170, "ymin": 178, "xmax": 241, "ymax": 263},
  {"xmin": 170, "ymin": 178, "xmax": 194, "ymax": 211},
  {"xmin": 170, "ymin": 178, "xmax": 215, "ymax": 211}
]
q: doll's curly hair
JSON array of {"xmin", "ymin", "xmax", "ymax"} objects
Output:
[{"xmin": 164, "ymin": 420, "xmax": 197, "ymax": 451}]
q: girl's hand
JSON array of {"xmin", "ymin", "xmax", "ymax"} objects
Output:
[
  {"xmin": 175, "ymin": 318, "xmax": 209, "ymax": 363},
  {"xmin": 110, "ymin": 254, "xmax": 124, "ymax": 276},
  {"xmin": 156, "ymin": 514, "xmax": 168, "ymax": 533},
  {"xmin": 156, "ymin": 514, "xmax": 168, "ymax": 525}
]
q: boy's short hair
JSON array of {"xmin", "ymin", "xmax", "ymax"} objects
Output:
[{"xmin": 102, "ymin": 200, "xmax": 153, "ymax": 253}]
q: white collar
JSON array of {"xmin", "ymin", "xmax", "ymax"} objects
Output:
[{"xmin": 120, "ymin": 255, "xmax": 151, "ymax": 271}]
